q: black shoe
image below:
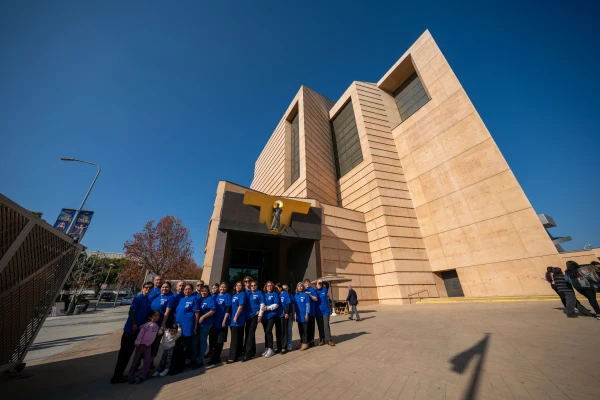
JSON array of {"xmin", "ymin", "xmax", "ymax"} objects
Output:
[
  {"xmin": 356, "ymin": 319, "xmax": 361, "ymax": 322},
  {"xmin": 226, "ymin": 360, "xmax": 235, "ymax": 364},
  {"xmin": 274, "ymin": 349, "xmax": 281, "ymax": 354},
  {"xmin": 567, "ymin": 314, "xmax": 578, "ymax": 318},
  {"xmin": 348, "ymin": 317, "xmax": 353, "ymax": 320},
  {"xmin": 110, "ymin": 375, "xmax": 128, "ymax": 384},
  {"xmin": 207, "ymin": 359, "xmax": 221, "ymax": 366},
  {"xmin": 191, "ymin": 362, "xmax": 203, "ymax": 370},
  {"xmin": 169, "ymin": 370, "xmax": 181, "ymax": 376},
  {"xmin": 242, "ymin": 356, "xmax": 251, "ymax": 362}
]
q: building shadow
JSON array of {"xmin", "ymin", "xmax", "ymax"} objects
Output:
[
  {"xmin": 449, "ymin": 333, "xmax": 490, "ymax": 400},
  {"xmin": 331, "ymin": 316, "xmax": 375, "ymax": 324},
  {"xmin": 29, "ymin": 334, "xmax": 104, "ymax": 351}
]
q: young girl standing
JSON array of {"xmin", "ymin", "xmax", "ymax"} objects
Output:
[{"xmin": 128, "ymin": 310, "xmax": 161, "ymax": 384}]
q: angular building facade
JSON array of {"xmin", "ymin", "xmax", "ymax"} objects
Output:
[{"xmin": 202, "ymin": 30, "xmax": 599, "ymax": 304}]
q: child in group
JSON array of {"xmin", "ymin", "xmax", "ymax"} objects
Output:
[
  {"xmin": 152, "ymin": 323, "xmax": 182, "ymax": 377},
  {"xmin": 128, "ymin": 310, "xmax": 161, "ymax": 384}
]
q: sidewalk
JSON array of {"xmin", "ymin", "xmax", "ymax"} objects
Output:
[{"xmin": 3, "ymin": 301, "xmax": 599, "ymax": 400}]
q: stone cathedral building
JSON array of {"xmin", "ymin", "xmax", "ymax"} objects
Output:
[{"xmin": 201, "ymin": 30, "xmax": 599, "ymax": 304}]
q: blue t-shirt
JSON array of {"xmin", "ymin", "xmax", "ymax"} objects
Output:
[
  {"xmin": 124, "ymin": 293, "xmax": 151, "ymax": 334},
  {"xmin": 279, "ymin": 290, "xmax": 292, "ymax": 318},
  {"xmin": 214, "ymin": 293, "xmax": 232, "ymax": 328},
  {"xmin": 306, "ymin": 287, "xmax": 317, "ymax": 317},
  {"xmin": 315, "ymin": 287, "xmax": 330, "ymax": 317},
  {"xmin": 212, "ymin": 292, "xmax": 219, "ymax": 302},
  {"xmin": 244, "ymin": 289, "xmax": 253, "ymax": 318},
  {"xmin": 199, "ymin": 295, "xmax": 216, "ymax": 328},
  {"xmin": 263, "ymin": 291, "xmax": 279, "ymax": 320},
  {"xmin": 294, "ymin": 292, "xmax": 310, "ymax": 323},
  {"xmin": 168, "ymin": 292, "xmax": 184, "ymax": 311},
  {"xmin": 248, "ymin": 290, "xmax": 264, "ymax": 318},
  {"xmin": 148, "ymin": 286, "xmax": 161, "ymax": 303},
  {"xmin": 151, "ymin": 293, "xmax": 174, "ymax": 326},
  {"xmin": 175, "ymin": 295, "xmax": 199, "ymax": 337},
  {"xmin": 231, "ymin": 292, "xmax": 247, "ymax": 327}
]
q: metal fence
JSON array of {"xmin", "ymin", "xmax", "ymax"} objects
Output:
[{"xmin": 0, "ymin": 193, "xmax": 82, "ymax": 373}]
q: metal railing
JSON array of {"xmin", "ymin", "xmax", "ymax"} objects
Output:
[
  {"xmin": 407, "ymin": 289, "xmax": 430, "ymax": 302},
  {"xmin": 0, "ymin": 193, "xmax": 82, "ymax": 373}
]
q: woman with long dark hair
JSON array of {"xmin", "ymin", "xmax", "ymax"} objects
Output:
[
  {"xmin": 209, "ymin": 282, "xmax": 232, "ymax": 365},
  {"xmin": 260, "ymin": 281, "xmax": 280, "ymax": 358},
  {"xmin": 565, "ymin": 261, "xmax": 600, "ymax": 319},
  {"xmin": 293, "ymin": 282, "xmax": 310, "ymax": 351},
  {"xmin": 228, "ymin": 281, "xmax": 246, "ymax": 363},
  {"xmin": 175, "ymin": 283, "xmax": 200, "ymax": 368}
]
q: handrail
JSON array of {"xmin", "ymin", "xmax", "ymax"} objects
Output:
[{"xmin": 407, "ymin": 289, "xmax": 430, "ymax": 302}]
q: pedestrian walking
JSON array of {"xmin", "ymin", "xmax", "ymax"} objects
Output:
[
  {"xmin": 565, "ymin": 261, "xmax": 600, "ymax": 319},
  {"xmin": 346, "ymin": 285, "xmax": 361, "ymax": 321}
]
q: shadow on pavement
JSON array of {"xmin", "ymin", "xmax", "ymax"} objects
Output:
[
  {"xmin": 449, "ymin": 333, "xmax": 490, "ymax": 400},
  {"xmin": 29, "ymin": 334, "xmax": 105, "ymax": 351},
  {"xmin": 331, "ymin": 316, "xmax": 375, "ymax": 324}
]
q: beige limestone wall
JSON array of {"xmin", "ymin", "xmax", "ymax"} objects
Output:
[
  {"xmin": 328, "ymin": 82, "xmax": 438, "ymax": 304},
  {"xmin": 559, "ymin": 250, "xmax": 600, "ymax": 266},
  {"xmin": 320, "ymin": 203, "xmax": 378, "ymax": 305},
  {"xmin": 383, "ymin": 30, "xmax": 562, "ymax": 296}
]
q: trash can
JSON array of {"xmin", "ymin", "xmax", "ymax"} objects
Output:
[{"xmin": 74, "ymin": 305, "xmax": 85, "ymax": 315}]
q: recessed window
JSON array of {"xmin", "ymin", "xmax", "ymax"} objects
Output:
[
  {"xmin": 291, "ymin": 113, "xmax": 300, "ymax": 183},
  {"xmin": 393, "ymin": 72, "xmax": 429, "ymax": 121},
  {"xmin": 331, "ymin": 101, "xmax": 363, "ymax": 179}
]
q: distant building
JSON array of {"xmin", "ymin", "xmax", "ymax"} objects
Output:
[{"xmin": 86, "ymin": 251, "xmax": 125, "ymax": 259}]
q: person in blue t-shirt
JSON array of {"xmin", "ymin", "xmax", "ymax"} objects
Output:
[
  {"xmin": 160, "ymin": 280, "xmax": 185, "ymax": 375},
  {"xmin": 149, "ymin": 281, "xmax": 175, "ymax": 368},
  {"xmin": 206, "ymin": 282, "xmax": 220, "ymax": 359},
  {"xmin": 243, "ymin": 280, "xmax": 264, "ymax": 362},
  {"xmin": 193, "ymin": 285, "xmax": 216, "ymax": 368},
  {"xmin": 303, "ymin": 279, "xmax": 318, "ymax": 347},
  {"xmin": 175, "ymin": 283, "xmax": 200, "ymax": 367},
  {"xmin": 148, "ymin": 275, "xmax": 164, "ymax": 303},
  {"xmin": 293, "ymin": 282, "xmax": 311, "ymax": 351},
  {"xmin": 242, "ymin": 276, "xmax": 253, "ymax": 354},
  {"xmin": 315, "ymin": 280, "xmax": 335, "ymax": 347},
  {"xmin": 110, "ymin": 281, "xmax": 153, "ymax": 384},
  {"xmin": 283, "ymin": 284, "xmax": 294, "ymax": 351},
  {"xmin": 276, "ymin": 282, "xmax": 291, "ymax": 354},
  {"xmin": 228, "ymin": 281, "xmax": 247, "ymax": 363},
  {"xmin": 260, "ymin": 281, "xmax": 280, "ymax": 358},
  {"xmin": 208, "ymin": 282, "xmax": 232, "ymax": 365}
]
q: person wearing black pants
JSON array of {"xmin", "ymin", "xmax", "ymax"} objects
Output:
[
  {"xmin": 228, "ymin": 281, "xmax": 246, "ymax": 363},
  {"xmin": 110, "ymin": 283, "xmax": 152, "ymax": 384},
  {"xmin": 565, "ymin": 261, "xmax": 600, "ymax": 320},
  {"xmin": 244, "ymin": 315, "xmax": 259, "ymax": 360},
  {"xmin": 544, "ymin": 267, "xmax": 591, "ymax": 315},
  {"xmin": 243, "ymin": 281, "xmax": 264, "ymax": 362},
  {"xmin": 275, "ymin": 282, "xmax": 291, "ymax": 354},
  {"xmin": 303, "ymin": 279, "xmax": 318, "ymax": 347}
]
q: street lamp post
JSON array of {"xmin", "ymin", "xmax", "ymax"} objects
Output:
[
  {"xmin": 60, "ymin": 158, "xmax": 101, "ymax": 235},
  {"xmin": 94, "ymin": 263, "xmax": 114, "ymax": 311}
]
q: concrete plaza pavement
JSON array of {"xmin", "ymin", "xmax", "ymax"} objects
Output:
[{"xmin": 2, "ymin": 301, "xmax": 599, "ymax": 400}]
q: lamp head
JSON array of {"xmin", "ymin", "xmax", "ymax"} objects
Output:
[{"xmin": 61, "ymin": 157, "xmax": 76, "ymax": 161}]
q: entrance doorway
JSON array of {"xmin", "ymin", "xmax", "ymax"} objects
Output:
[{"xmin": 442, "ymin": 270, "xmax": 464, "ymax": 297}]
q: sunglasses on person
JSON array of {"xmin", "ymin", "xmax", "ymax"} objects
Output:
[
  {"xmin": 251, "ymin": 284, "xmax": 257, "ymax": 287},
  {"xmin": 143, "ymin": 286, "xmax": 153, "ymax": 290},
  {"xmin": 244, "ymin": 280, "xmax": 251, "ymax": 283}
]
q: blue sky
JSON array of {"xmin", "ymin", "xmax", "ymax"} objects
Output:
[{"xmin": 1, "ymin": 1, "xmax": 599, "ymax": 262}]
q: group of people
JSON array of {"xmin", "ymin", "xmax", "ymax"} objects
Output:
[
  {"xmin": 110, "ymin": 275, "xmax": 350, "ymax": 384},
  {"xmin": 544, "ymin": 261, "xmax": 600, "ymax": 319}
]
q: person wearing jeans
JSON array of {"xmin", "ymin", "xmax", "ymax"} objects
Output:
[
  {"xmin": 346, "ymin": 285, "xmax": 361, "ymax": 321},
  {"xmin": 194, "ymin": 285, "xmax": 215, "ymax": 367},
  {"xmin": 315, "ymin": 280, "xmax": 334, "ymax": 346}
]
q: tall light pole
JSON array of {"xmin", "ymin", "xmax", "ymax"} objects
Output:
[{"xmin": 60, "ymin": 158, "xmax": 101, "ymax": 234}]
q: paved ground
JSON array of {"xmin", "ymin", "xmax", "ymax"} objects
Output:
[
  {"xmin": 24, "ymin": 301, "xmax": 129, "ymax": 364},
  {"xmin": 3, "ymin": 301, "xmax": 600, "ymax": 400}
]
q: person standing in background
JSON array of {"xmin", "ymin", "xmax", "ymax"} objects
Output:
[
  {"xmin": 346, "ymin": 285, "xmax": 361, "ymax": 321},
  {"xmin": 148, "ymin": 275, "xmax": 164, "ymax": 303}
]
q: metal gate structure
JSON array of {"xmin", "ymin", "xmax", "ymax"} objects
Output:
[{"xmin": 0, "ymin": 193, "xmax": 82, "ymax": 373}]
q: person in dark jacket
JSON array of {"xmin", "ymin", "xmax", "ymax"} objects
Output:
[
  {"xmin": 544, "ymin": 267, "xmax": 591, "ymax": 316},
  {"xmin": 551, "ymin": 267, "xmax": 581, "ymax": 318},
  {"xmin": 565, "ymin": 261, "xmax": 600, "ymax": 319},
  {"xmin": 346, "ymin": 285, "xmax": 361, "ymax": 321}
]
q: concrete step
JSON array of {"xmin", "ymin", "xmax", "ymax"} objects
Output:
[{"xmin": 417, "ymin": 295, "xmax": 558, "ymax": 304}]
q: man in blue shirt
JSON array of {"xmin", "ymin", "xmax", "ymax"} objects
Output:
[
  {"xmin": 110, "ymin": 281, "xmax": 153, "ymax": 384},
  {"xmin": 148, "ymin": 275, "xmax": 164, "ymax": 303},
  {"xmin": 315, "ymin": 280, "xmax": 334, "ymax": 346},
  {"xmin": 303, "ymin": 279, "xmax": 318, "ymax": 347}
]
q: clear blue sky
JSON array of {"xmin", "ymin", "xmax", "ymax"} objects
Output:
[{"xmin": 1, "ymin": 1, "xmax": 598, "ymax": 262}]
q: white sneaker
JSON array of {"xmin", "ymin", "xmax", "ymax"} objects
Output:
[
  {"xmin": 265, "ymin": 348, "xmax": 275, "ymax": 358},
  {"xmin": 262, "ymin": 348, "xmax": 268, "ymax": 356},
  {"xmin": 159, "ymin": 369, "xmax": 169, "ymax": 377},
  {"xmin": 152, "ymin": 371, "xmax": 160, "ymax": 378},
  {"xmin": 287, "ymin": 344, "xmax": 292, "ymax": 351}
]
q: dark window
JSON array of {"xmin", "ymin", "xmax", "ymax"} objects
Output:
[
  {"xmin": 331, "ymin": 101, "xmax": 363, "ymax": 179},
  {"xmin": 291, "ymin": 114, "xmax": 300, "ymax": 183},
  {"xmin": 393, "ymin": 72, "xmax": 429, "ymax": 121}
]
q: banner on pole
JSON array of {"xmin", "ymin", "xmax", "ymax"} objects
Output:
[
  {"xmin": 71, "ymin": 210, "xmax": 94, "ymax": 238},
  {"xmin": 53, "ymin": 208, "xmax": 77, "ymax": 233}
]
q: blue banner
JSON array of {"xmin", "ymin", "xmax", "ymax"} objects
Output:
[
  {"xmin": 53, "ymin": 208, "xmax": 76, "ymax": 233},
  {"xmin": 71, "ymin": 210, "xmax": 94, "ymax": 237}
]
